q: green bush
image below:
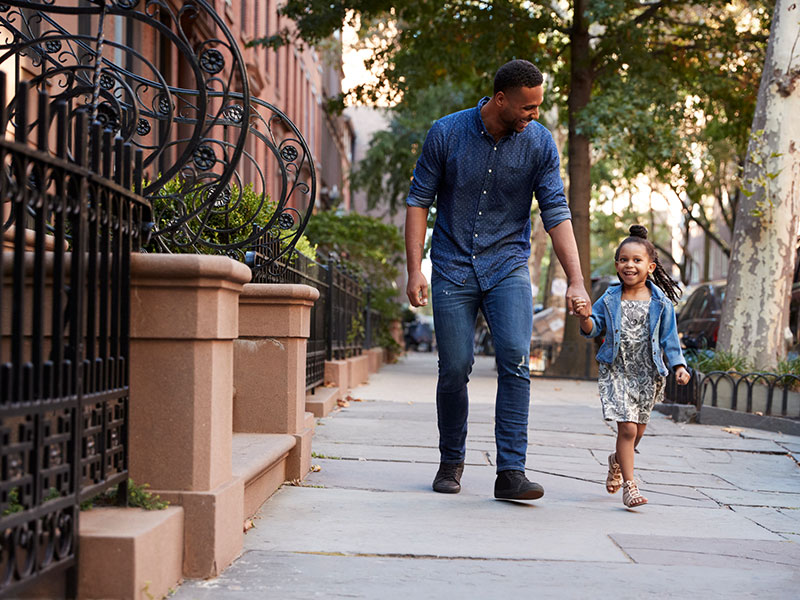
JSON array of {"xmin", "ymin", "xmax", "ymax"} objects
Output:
[
  {"xmin": 304, "ymin": 210, "xmax": 404, "ymax": 350},
  {"xmin": 148, "ymin": 178, "xmax": 315, "ymax": 259},
  {"xmin": 685, "ymin": 349, "xmax": 752, "ymax": 374}
]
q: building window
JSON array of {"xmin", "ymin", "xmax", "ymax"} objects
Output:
[{"xmin": 240, "ymin": 0, "xmax": 248, "ymax": 36}]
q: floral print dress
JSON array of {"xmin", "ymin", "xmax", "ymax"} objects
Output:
[{"xmin": 598, "ymin": 300, "xmax": 665, "ymax": 424}]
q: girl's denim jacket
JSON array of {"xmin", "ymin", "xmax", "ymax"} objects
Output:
[{"xmin": 580, "ymin": 280, "xmax": 687, "ymax": 377}]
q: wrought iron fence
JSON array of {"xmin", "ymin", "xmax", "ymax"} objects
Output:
[
  {"xmin": 0, "ymin": 0, "xmax": 321, "ymax": 593},
  {"xmin": 664, "ymin": 366, "xmax": 700, "ymax": 404},
  {"xmin": 247, "ymin": 243, "xmax": 375, "ymax": 391},
  {"xmin": 668, "ymin": 370, "xmax": 800, "ymax": 419},
  {"xmin": 0, "ymin": 76, "xmax": 149, "ymax": 597}
]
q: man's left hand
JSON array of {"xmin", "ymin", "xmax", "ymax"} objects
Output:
[{"xmin": 566, "ymin": 283, "xmax": 591, "ymax": 316}]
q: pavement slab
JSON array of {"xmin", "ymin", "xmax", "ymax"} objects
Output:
[
  {"xmin": 241, "ymin": 486, "xmax": 779, "ymax": 562},
  {"xmin": 173, "ymin": 552, "xmax": 800, "ymax": 600},
  {"xmin": 171, "ymin": 352, "xmax": 800, "ymax": 599},
  {"xmin": 610, "ymin": 534, "xmax": 800, "ymax": 569},
  {"xmin": 695, "ymin": 488, "xmax": 800, "ymax": 509},
  {"xmin": 310, "ymin": 441, "xmax": 490, "ymax": 466},
  {"xmin": 729, "ymin": 506, "xmax": 800, "ymax": 534}
]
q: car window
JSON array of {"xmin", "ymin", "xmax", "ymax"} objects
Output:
[
  {"xmin": 709, "ymin": 286, "xmax": 725, "ymax": 314},
  {"xmin": 680, "ymin": 288, "xmax": 705, "ymax": 321},
  {"xmin": 696, "ymin": 289, "xmax": 713, "ymax": 318}
]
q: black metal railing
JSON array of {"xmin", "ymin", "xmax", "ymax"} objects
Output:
[
  {"xmin": 247, "ymin": 243, "xmax": 375, "ymax": 391},
  {"xmin": 664, "ymin": 366, "xmax": 700, "ymax": 404},
  {"xmin": 0, "ymin": 77, "xmax": 149, "ymax": 597},
  {"xmin": 693, "ymin": 371, "xmax": 800, "ymax": 418}
]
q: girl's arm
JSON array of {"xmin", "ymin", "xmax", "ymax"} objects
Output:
[
  {"xmin": 579, "ymin": 297, "xmax": 606, "ymax": 338},
  {"xmin": 660, "ymin": 303, "xmax": 687, "ymax": 369}
]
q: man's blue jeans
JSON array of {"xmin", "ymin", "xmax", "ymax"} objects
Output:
[{"xmin": 431, "ymin": 265, "xmax": 533, "ymax": 472}]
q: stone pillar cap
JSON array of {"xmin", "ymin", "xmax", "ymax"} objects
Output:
[{"xmin": 241, "ymin": 283, "xmax": 320, "ymax": 302}]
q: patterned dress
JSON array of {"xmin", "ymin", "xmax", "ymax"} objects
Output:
[{"xmin": 598, "ymin": 300, "xmax": 665, "ymax": 424}]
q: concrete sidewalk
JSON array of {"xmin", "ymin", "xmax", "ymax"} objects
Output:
[{"xmin": 174, "ymin": 352, "xmax": 800, "ymax": 599}]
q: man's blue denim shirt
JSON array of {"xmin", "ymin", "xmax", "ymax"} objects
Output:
[{"xmin": 406, "ymin": 97, "xmax": 572, "ymax": 290}]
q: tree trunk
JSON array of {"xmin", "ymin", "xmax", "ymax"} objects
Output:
[
  {"xmin": 717, "ymin": 0, "xmax": 800, "ymax": 370},
  {"xmin": 546, "ymin": 0, "xmax": 594, "ymax": 378},
  {"xmin": 529, "ymin": 217, "xmax": 548, "ymax": 302}
]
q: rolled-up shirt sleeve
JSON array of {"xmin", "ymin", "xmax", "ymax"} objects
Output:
[
  {"xmin": 534, "ymin": 133, "xmax": 571, "ymax": 231},
  {"xmin": 406, "ymin": 121, "xmax": 445, "ymax": 208}
]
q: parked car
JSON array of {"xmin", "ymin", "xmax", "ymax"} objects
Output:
[
  {"xmin": 404, "ymin": 321, "xmax": 434, "ymax": 352},
  {"xmin": 591, "ymin": 275, "xmax": 617, "ymax": 302},
  {"xmin": 677, "ymin": 282, "xmax": 726, "ymax": 349}
]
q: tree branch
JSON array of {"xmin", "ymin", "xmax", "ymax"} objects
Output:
[{"xmin": 667, "ymin": 182, "xmax": 731, "ymax": 257}]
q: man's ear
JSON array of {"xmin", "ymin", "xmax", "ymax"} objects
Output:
[{"xmin": 494, "ymin": 91, "xmax": 506, "ymax": 107}]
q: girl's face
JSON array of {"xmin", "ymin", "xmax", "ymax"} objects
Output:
[{"xmin": 615, "ymin": 242, "xmax": 656, "ymax": 287}]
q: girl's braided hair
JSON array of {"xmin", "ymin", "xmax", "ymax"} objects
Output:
[{"xmin": 615, "ymin": 225, "xmax": 682, "ymax": 304}]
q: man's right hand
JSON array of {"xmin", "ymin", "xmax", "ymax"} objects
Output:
[{"xmin": 406, "ymin": 271, "xmax": 429, "ymax": 307}]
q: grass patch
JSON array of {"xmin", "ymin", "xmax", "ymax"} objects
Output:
[{"xmin": 312, "ymin": 452, "xmax": 342, "ymax": 460}]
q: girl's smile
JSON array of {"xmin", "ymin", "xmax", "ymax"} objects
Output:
[{"xmin": 615, "ymin": 242, "xmax": 656, "ymax": 287}]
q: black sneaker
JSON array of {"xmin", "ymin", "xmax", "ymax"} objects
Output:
[
  {"xmin": 494, "ymin": 470, "xmax": 544, "ymax": 500},
  {"xmin": 432, "ymin": 462, "xmax": 464, "ymax": 494}
]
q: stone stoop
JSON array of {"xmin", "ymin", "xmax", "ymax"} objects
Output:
[
  {"xmin": 306, "ymin": 385, "xmax": 339, "ymax": 418},
  {"xmin": 232, "ymin": 433, "xmax": 297, "ymax": 520},
  {"xmin": 366, "ymin": 347, "xmax": 383, "ymax": 374},
  {"xmin": 348, "ymin": 354, "xmax": 370, "ymax": 388},
  {"xmin": 304, "ymin": 411, "xmax": 316, "ymax": 432},
  {"xmin": 77, "ymin": 506, "xmax": 184, "ymax": 600}
]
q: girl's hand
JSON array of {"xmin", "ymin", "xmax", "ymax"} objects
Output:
[
  {"xmin": 674, "ymin": 366, "xmax": 691, "ymax": 385},
  {"xmin": 573, "ymin": 298, "xmax": 591, "ymax": 318}
]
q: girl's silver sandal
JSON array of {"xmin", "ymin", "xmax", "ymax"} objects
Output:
[
  {"xmin": 623, "ymin": 480, "xmax": 648, "ymax": 507},
  {"xmin": 606, "ymin": 453, "xmax": 623, "ymax": 494}
]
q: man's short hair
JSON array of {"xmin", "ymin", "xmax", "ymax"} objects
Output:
[{"xmin": 493, "ymin": 59, "xmax": 543, "ymax": 94}]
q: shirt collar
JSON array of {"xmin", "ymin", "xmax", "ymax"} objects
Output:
[
  {"xmin": 475, "ymin": 96, "xmax": 517, "ymax": 140},
  {"xmin": 475, "ymin": 96, "xmax": 491, "ymax": 137}
]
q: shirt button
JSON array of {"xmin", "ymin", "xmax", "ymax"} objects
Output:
[
  {"xmin": 478, "ymin": 211, "xmax": 482, "ymax": 215},
  {"xmin": 462, "ymin": 278, "xmax": 466, "ymax": 283},
  {"xmin": 472, "ymin": 255, "xmax": 476, "ymax": 259},
  {"xmin": 493, "ymin": 147, "xmax": 497, "ymax": 151},
  {"xmin": 474, "ymin": 233, "xmax": 478, "ymax": 238},
  {"xmin": 488, "ymin": 169, "xmax": 492, "ymax": 173},
  {"xmin": 483, "ymin": 190, "xmax": 487, "ymax": 194}
]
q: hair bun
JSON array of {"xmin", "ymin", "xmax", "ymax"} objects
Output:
[{"xmin": 629, "ymin": 225, "xmax": 648, "ymax": 239}]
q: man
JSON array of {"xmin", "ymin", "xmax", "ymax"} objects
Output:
[{"xmin": 405, "ymin": 59, "xmax": 588, "ymax": 500}]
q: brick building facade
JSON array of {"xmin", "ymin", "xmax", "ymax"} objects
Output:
[{"xmin": 222, "ymin": 0, "xmax": 353, "ymax": 211}]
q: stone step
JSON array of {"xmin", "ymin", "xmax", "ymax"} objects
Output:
[
  {"xmin": 304, "ymin": 410, "xmax": 316, "ymax": 431},
  {"xmin": 306, "ymin": 386, "xmax": 339, "ymax": 418},
  {"xmin": 78, "ymin": 506, "xmax": 184, "ymax": 600},
  {"xmin": 232, "ymin": 433, "xmax": 296, "ymax": 520}
]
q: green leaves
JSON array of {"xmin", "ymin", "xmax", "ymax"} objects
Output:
[{"xmin": 304, "ymin": 210, "xmax": 405, "ymax": 329}]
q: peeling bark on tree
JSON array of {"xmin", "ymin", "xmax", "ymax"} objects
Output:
[{"xmin": 717, "ymin": 0, "xmax": 800, "ymax": 370}]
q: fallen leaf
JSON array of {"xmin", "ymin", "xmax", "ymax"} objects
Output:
[
  {"xmin": 722, "ymin": 426, "xmax": 743, "ymax": 435},
  {"xmin": 310, "ymin": 464, "xmax": 322, "ymax": 472},
  {"xmin": 243, "ymin": 519, "xmax": 255, "ymax": 533},
  {"xmin": 553, "ymin": 387, "xmax": 562, "ymax": 391},
  {"xmin": 337, "ymin": 399, "xmax": 350, "ymax": 408},
  {"xmin": 345, "ymin": 395, "xmax": 363, "ymax": 402}
]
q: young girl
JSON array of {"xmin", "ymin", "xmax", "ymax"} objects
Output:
[{"xmin": 574, "ymin": 225, "xmax": 691, "ymax": 508}]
